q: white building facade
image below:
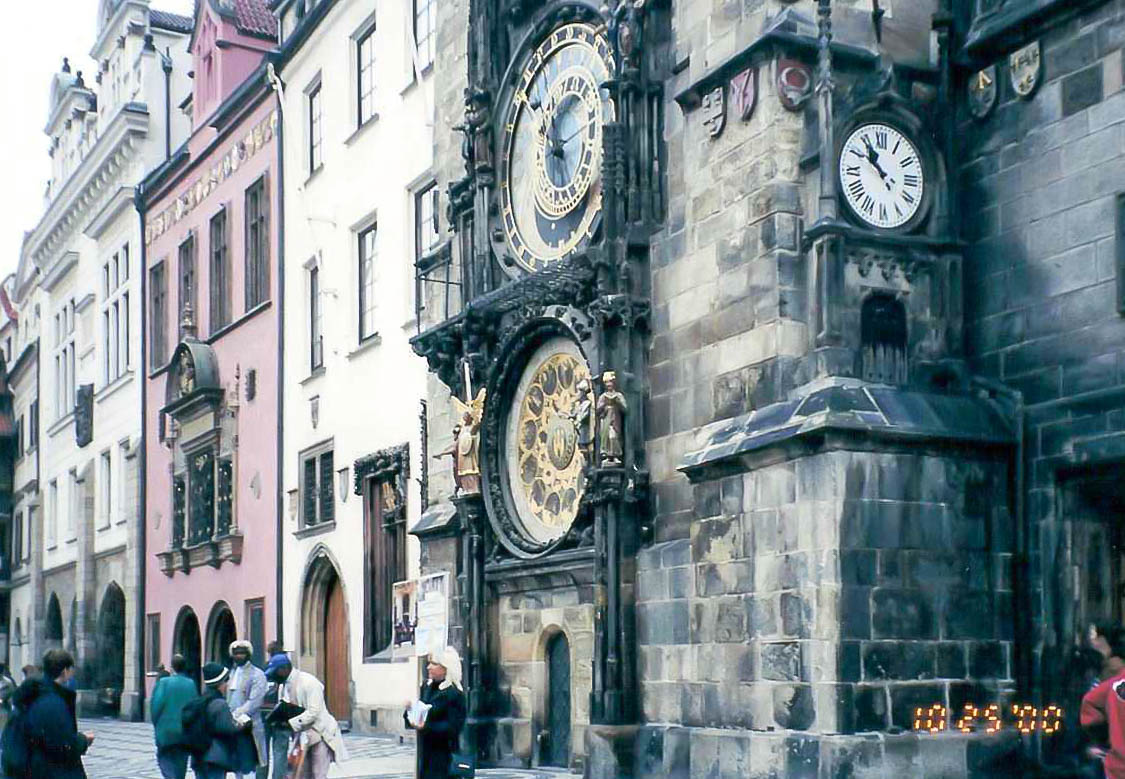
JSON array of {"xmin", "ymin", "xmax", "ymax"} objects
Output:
[
  {"xmin": 274, "ymin": 0, "xmax": 435, "ymax": 732},
  {"xmin": 13, "ymin": 0, "xmax": 192, "ymax": 718}
]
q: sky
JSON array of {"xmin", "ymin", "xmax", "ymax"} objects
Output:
[{"xmin": 0, "ymin": 0, "xmax": 196, "ymax": 283}]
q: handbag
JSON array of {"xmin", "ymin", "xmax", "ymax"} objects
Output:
[{"xmin": 450, "ymin": 751, "xmax": 476, "ymax": 778}]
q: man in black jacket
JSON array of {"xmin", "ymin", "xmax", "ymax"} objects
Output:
[
  {"xmin": 15, "ymin": 648, "xmax": 95, "ymax": 779},
  {"xmin": 190, "ymin": 662, "xmax": 254, "ymax": 779}
]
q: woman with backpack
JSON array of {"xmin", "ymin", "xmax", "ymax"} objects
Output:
[{"xmin": 184, "ymin": 662, "xmax": 254, "ymax": 779}]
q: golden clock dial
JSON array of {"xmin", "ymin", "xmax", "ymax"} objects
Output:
[
  {"xmin": 505, "ymin": 338, "xmax": 591, "ymax": 544},
  {"xmin": 499, "ymin": 23, "xmax": 615, "ymax": 272}
]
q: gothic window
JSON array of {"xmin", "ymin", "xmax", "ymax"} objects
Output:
[
  {"xmin": 217, "ymin": 459, "xmax": 234, "ymax": 536},
  {"xmin": 300, "ymin": 445, "xmax": 335, "ymax": 527},
  {"xmin": 860, "ymin": 294, "xmax": 908, "ymax": 385},
  {"xmin": 178, "ymin": 233, "xmax": 196, "ymax": 338},
  {"xmin": 172, "ymin": 477, "xmax": 185, "ymax": 548},
  {"xmin": 188, "ymin": 451, "xmax": 214, "ymax": 546}
]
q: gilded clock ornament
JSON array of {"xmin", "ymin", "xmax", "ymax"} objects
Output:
[
  {"xmin": 967, "ymin": 65, "xmax": 998, "ymax": 120},
  {"xmin": 504, "ymin": 338, "xmax": 591, "ymax": 545},
  {"xmin": 499, "ymin": 23, "xmax": 615, "ymax": 271},
  {"xmin": 838, "ymin": 122, "xmax": 927, "ymax": 231}
]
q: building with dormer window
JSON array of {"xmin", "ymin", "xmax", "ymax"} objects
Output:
[
  {"xmin": 13, "ymin": 0, "xmax": 191, "ymax": 720},
  {"xmin": 139, "ymin": 0, "xmax": 280, "ymax": 693}
]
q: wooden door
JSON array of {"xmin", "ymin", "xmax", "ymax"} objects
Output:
[{"xmin": 324, "ymin": 577, "xmax": 350, "ymax": 723}]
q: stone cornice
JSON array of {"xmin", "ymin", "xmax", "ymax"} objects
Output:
[
  {"xmin": 90, "ymin": 0, "xmax": 149, "ymax": 62},
  {"xmin": 41, "ymin": 252, "xmax": 79, "ymax": 293},
  {"xmin": 84, "ymin": 186, "xmax": 136, "ymax": 240},
  {"xmin": 45, "ymin": 88, "xmax": 96, "ymax": 137},
  {"xmin": 28, "ymin": 104, "xmax": 150, "ymax": 277}
]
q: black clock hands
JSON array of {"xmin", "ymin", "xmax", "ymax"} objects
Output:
[{"xmin": 862, "ymin": 137, "xmax": 893, "ymax": 190}]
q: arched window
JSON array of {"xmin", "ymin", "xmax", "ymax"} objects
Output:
[{"xmin": 861, "ymin": 294, "xmax": 908, "ymax": 384}]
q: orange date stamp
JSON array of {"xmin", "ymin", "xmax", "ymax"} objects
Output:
[{"xmin": 912, "ymin": 703, "xmax": 1063, "ymax": 735}]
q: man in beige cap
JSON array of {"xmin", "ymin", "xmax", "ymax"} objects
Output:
[{"xmin": 226, "ymin": 640, "xmax": 268, "ymax": 778}]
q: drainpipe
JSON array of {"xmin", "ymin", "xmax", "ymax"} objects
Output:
[
  {"xmin": 161, "ymin": 49, "xmax": 173, "ymax": 161},
  {"xmin": 267, "ymin": 61, "xmax": 286, "ymax": 646},
  {"xmin": 134, "ymin": 186, "xmax": 149, "ymax": 721}
]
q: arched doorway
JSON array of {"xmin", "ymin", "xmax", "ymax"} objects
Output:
[
  {"xmin": 96, "ymin": 584, "xmax": 125, "ymax": 695},
  {"xmin": 174, "ymin": 607, "xmax": 202, "ymax": 690},
  {"xmin": 45, "ymin": 594, "xmax": 63, "ymax": 650},
  {"xmin": 544, "ymin": 632, "xmax": 571, "ymax": 768},
  {"xmin": 300, "ymin": 549, "xmax": 351, "ymax": 723},
  {"xmin": 205, "ymin": 603, "xmax": 237, "ymax": 668}
]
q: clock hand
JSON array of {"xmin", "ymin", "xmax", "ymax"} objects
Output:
[{"xmin": 862, "ymin": 138, "xmax": 894, "ymax": 191}]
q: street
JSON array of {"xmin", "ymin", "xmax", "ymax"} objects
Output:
[{"xmin": 78, "ymin": 718, "xmax": 579, "ymax": 779}]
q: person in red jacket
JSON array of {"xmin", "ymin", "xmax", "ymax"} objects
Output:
[{"xmin": 1082, "ymin": 627, "xmax": 1125, "ymax": 779}]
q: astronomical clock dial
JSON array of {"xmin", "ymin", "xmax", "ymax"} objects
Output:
[
  {"xmin": 499, "ymin": 22, "xmax": 615, "ymax": 272},
  {"xmin": 504, "ymin": 338, "xmax": 591, "ymax": 545},
  {"xmin": 838, "ymin": 122, "xmax": 927, "ymax": 231}
]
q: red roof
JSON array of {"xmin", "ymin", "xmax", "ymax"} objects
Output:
[
  {"xmin": 0, "ymin": 285, "xmax": 17, "ymax": 325},
  {"xmin": 231, "ymin": 0, "xmax": 276, "ymax": 39}
]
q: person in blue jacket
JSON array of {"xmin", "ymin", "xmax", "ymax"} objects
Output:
[
  {"xmin": 150, "ymin": 653, "xmax": 199, "ymax": 779},
  {"xmin": 15, "ymin": 649, "xmax": 95, "ymax": 779}
]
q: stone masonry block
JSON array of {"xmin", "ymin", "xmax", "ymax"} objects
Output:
[
  {"xmin": 872, "ymin": 589, "xmax": 936, "ymax": 640},
  {"xmin": 1063, "ymin": 63, "xmax": 1105, "ymax": 117},
  {"xmin": 691, "ymin": 517, "xmax": 743, "ymax": 563}
]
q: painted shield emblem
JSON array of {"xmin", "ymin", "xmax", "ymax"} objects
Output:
[
  {"xmin": 701, "ymin": 85, "xmax": 726, "ymax": 139},
  {"xmin": 1009, "ymin": 41, "xmax": 1041, "ymax": 99},
  {"xmin": 730, "ymin": 67, "xmax": 758, "ymax": 121},
  {"xmin": 777, "ymin": 58, "xmax": 813, "ymax": 111},
  {"xmin": 968, "ymin": 65, "xmax": 998, "ymax": 120}
]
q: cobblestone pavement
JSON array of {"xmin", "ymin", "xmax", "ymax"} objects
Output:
[{"xmin": 79, "ymin": 718, "xmax": 580, "ymax": 779}]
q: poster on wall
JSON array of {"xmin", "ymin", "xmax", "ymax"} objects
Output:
[
  {"xmin": 392, "ymin": 579, "xmax": 418, "ymax": 659},
  {"xmin": 414, "ymin": 572, "xmax": 450, "ymax": 659}
]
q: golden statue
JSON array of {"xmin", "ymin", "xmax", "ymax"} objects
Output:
[
  {"xmin": 450, "ymin": 388, "xmax": 486, "ymax": 494},
  {"xmin": 596, "ymin": 371, "xmax": 626, "ymax": 465}
]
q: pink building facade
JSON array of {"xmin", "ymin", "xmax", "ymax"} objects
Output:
[{"xmin": 140, "ymin": 0, "xmax": 279, "ymax": 692}]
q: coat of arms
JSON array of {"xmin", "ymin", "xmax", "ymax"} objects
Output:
[
  {"xmin": 1009, "ymin": 41, "xmax": 1041, "ymax": 100},
  {"xmin": 968, "ymin": 66, "xmax": 998, "ymax": 120},
  {"xmin": 701, "ymin": 85, "xmax": 726, "ymax": 138},
  {"xmin": 730, "ymin": 67, "xmax": 758, "ymax": 122},
  {"xmin": 777, "ymin": 58, "xmax": 813, "ymax": 111}
]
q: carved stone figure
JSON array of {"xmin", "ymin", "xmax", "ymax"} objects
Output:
[
  {"xmin": 434, "ymin": 424, "xmax": 463, "ymax": 491},
  {"xmin": 569, "ymin": 377, "xmax": 595, "ymax": 464},
  {"xmin": 450, "ymin": 389, "xmax": 487, "ymax": 494},
  {"xmin": 596, "ymin": 372, "xmax": 627, "ymax": 465},
  {"xmin": 178, "ymin": 352, "xmax": 195, "ymax": 396}
]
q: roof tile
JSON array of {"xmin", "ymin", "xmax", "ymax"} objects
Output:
[{"xmin": 232, "ymin": 0, "xmax": 276, "ymax": 39}]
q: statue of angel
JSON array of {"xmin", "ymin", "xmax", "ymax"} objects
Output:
[{"xmin": 450, "ymin": 388, "xmax": 487, "ymax": 494}]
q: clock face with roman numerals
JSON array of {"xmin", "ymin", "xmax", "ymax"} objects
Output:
[{"xmin": 838, "ymin": 122, "xmax": 926, "ymax": 231}]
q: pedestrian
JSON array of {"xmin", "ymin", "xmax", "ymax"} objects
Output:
[
  {"xmin": 227, "ymin": 640, "xmax": 268, "ymax": 778},
  {"xmin": 19, "ymin": 666, "xmax": 37, "ymax": 684},
  {"xmin": 264, "ymin": 653, "xmax": 347, "ymax": 779},
  {"xmin": 189, "ymin": 662, "xmax": 254, "ymax": 779},
  {"xmin": 258, "ymin": 641, "xmax": 290, "ymax": 779},
  {"xmin": 403, "ymin": 648, "xmax": 466, "ymax": 779},
  {"xmin": 0, "ymin": 662, "xmax": 17, "ymax": 731},
  {"xmin": 150, "ymin": 654, "xmax": 199, "ymax": 779},
  {"xmin": 15, "ymin": 648, "xmax": 95, "ymax": 779}
]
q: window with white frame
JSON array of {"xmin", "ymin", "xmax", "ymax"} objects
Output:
[
  {"xmin": 178, "ymin": 233, "xmax": 197, "ymax": 338},
  {"xmin": 102, "ymin": 243, "xmax": 130, "ymax": 385},
  {"xmin": 53, "ymin": 301, "xmax": 76, "ymax": 421},
  {"xmin": 413, "ymin": 0, "xmax": 435, "ymax": 72},
  {"xmin": 99, "ymin": 450, "xmax": 112, "ymax": 530},
  {"xmin": 308, "ymin": 82, "xmax": 323, "ymax": 173},
  {"xmin": 309, "ymin": 265, "xmax": 323, "ymax": 371},
  {"xmin": 118, "ymin": 441, "xmax": 130, "ymax": 525},
  {"xmin": 47, "ymin": 480, "xmax": 57, "ymax": 548},
  {"xmin": 357, "ymin": 24, "xmax": 376, "ymax": 126},
  {"xmin": 358, "ymin": 225, "xmax": 377, "ymax": 341},
  {"xmin": 300, "ymin": 444, "xmax": 335, "ymax": 527},
  {"xmin": 415, "ymin": 182, "xmax": 440, "ymax": 261}
]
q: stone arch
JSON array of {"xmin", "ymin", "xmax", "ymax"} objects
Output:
[
  {"xmin": 95, "ymin": 583, "xmax": 126, "ymax": 696},
  {"xmin": 205, "ymin": 601, "xmax": 237, "ymax": 668},
  {"xmin": 45, "ymin": 593, "xmax": 63, "ymax": 649},
  {"xmin": 298, "ymin": 545, "xmax": 352, "ymax": 723},
  {"xmin": 173, "ymin": 606, "xmax": 202, "ymax": 688}
]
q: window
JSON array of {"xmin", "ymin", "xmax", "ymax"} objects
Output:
[
  {"xmin": 308, "ymin": 83, "xmax": 323, "ymax": 173},
  {"xmin": 118, "ymin": 441, "xmax": 130, "ymax": 525},
  {"xmin": 415, "ymin": 183, "xmax": 440, "ymax": 261},
  {"xmin": 300, "ymin": 447, "xmax": 335, "ymax": 527},
  {"xmin": 364, "ymin": 470, "xmax": 407, "ymax": 655},
  {"xmin": 358, "ymin": 225, "xmax": 377, "ymax": 341},
  {"xmin": 16, "ymin": 416, "xmax": 23, "ymax": 459},
  {"xmin": 47, "ymin": 480, "xmax": 58, "ymax": 548},
  {"xmin": 102, "ymin": 243, "xmax": 130, "ymax": 384},
  {"xmin": 178, "ymin": 234, "xmax": 197, "ymax": 337},
  {"xmin": 24, "ymin": 507, "xmax": 35, "ymax": 563},
  {"xmin": 309, "ymin": 266, "xmax": 323, "ymax": 370},
  {"xmin": 99, "ymin": 450, "xmax": 112, "ymax": 530},
  {"xmin": 145, "ymin": 614, "xmax": 160, "ymax": 672},
  {"xmin": 28, "ymin": 400, "xmax": 39, "ymax": 450},
  {"xmin": 413, "ymin": 0, "xmax": 435, "ymax": 72},
  {"xmin": 53, "ymin": 301, "xmax": 76, "ymax": 421},
  {"xmin": 12, "ymin": 511, "xmax": 22, "ymax": 571},
  {"xmin": 245, "ymin": 599, "xmax": 265, "ymax": 667},
  {"xmin": 210, "ymin": 209, "xmax": 231, "ymax": 332},
  {"xmin": 357, "ymin": 26, "xmax": 376, "ymax": 125},
  {"xmin": 150, "ymin": 261, "xmax": 168, "ymax": 369},
  {"xmin": 245, "ymin": 176, "xmax": 270, "ymax": 310},
  {"xmin": 67, "ymin": 469, "xmax": 79, "ymax": 541}
]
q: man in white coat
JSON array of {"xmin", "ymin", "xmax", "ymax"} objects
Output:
[{"xmin": 264, "ymin": 653, "xmax": 347, "ymax": 779}]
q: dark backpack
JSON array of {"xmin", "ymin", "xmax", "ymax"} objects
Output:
[
  {"xmin": 1, "ymin": 708, "xmax": 30, "ymax": 778},
  {"xmin": 180, "ymin": 697, "xmax": 212, "ymax": 754}
]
